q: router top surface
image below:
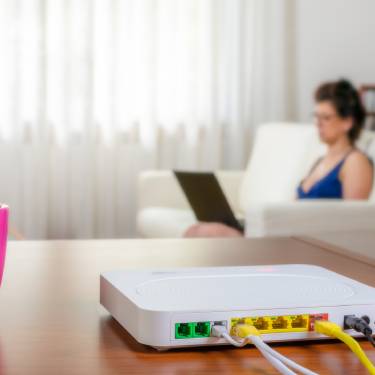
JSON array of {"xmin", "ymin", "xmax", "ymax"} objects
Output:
[{"xmin": 101, "ymin": 264, "xmax": 375, "ymax": 312}]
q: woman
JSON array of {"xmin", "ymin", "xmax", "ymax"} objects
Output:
[{"xmin": 185, "ymin": 79, "xmax": 373, "ymax": 238}]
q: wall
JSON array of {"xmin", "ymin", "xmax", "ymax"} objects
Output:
[{"xmin": 295, "ymin": 0, "xmax": 375, "ymax": 121}]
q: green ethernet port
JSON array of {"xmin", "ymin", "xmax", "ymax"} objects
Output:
[
  {"xmin": 253, "ymin": 317, "xmax": 269, "ymax": 331},
  {"xmin": 193, "ymin": 322, "xmax": 211, "ymax": 338},
  {"xmin": 175, "ymin": 323, "xmax": 193, "ymax": 339},
  {"xmin": 271, "ymin": 317, "xmax": 288, "ymax": 330},
  {"xmin": 291, "ymin": 315, "xmax": 308, "ymax": 329}
]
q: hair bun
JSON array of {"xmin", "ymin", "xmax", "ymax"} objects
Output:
[{"xmin": 336, "ymin": 79, "xmax": 356, "ymax": 94}]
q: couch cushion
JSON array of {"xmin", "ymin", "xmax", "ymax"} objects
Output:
[
  {"xmin": 239, "ymin": 123, "xmax": 325, "ymax": 211},
  {"xmin": 137, "ymin": 208, "xmax": 196, "ymax": 238}
]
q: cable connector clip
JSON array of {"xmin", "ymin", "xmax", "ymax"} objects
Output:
[{"xmin": 211, "ymin": 324, "xmax": 228, "ymax": 338}]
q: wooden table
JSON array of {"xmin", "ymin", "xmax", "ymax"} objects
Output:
[
  {"xmin": 299, "ymin": 231, "xmax": 375, "ymax": 267},
  {"xmin": 1, "ymin": 238, "xmax": 375, "ymax": 375}
]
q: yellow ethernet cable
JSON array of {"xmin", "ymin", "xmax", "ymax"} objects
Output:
[
  {"xmin": 314, "ymin": 320, "xmax": 375, "ymax": 375},
  {"xmin": 231, "ymin": 324, "xmax": 260, "ymax": 338}
]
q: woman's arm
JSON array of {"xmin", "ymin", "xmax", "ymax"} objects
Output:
[{"xmin": 341, "ymin": 151, "xmax": 373, "ymax": 199}]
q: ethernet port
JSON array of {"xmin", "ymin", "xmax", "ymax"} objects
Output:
[
  {"xmin": 193, "ymin": 322, "xmax": 211, "ymax": 338},
  {"xmin": 175, "ymin": 323, "xmax": 193, "ymax": 339},
  {"xmin": 271, "ymin": 317, "xmax": 288, "ymax": 330},
  {"xmin": 291, "ymin": 316, "xmax": 308, "ymax": 329},
  {"xmin": 308, "ymin": 313, "xmax": 328, "ymax": 331},
  {"xmin": 253, "ymin": 317, "xmax": 269, "ymax": 331}
]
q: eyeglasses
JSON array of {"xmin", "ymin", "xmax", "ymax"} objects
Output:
[{"xmin": 311, "ymin": 112, "xmax": 339, "ymax": 122}]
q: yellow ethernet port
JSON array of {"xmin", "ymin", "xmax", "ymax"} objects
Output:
[
  {"xmin": 252, "ymin": 317, "xmax": 269, "ymax": 331},
  {"xmin": 231, "ymin": 314, "xmax": 310, "ymax": 334},
  {"xmin": 271, "ymin": 316, "xmax": 288, "ymax": 330},
  {"xmin": 291, "ymin": 315, "xmax": 308, "ymax": 329},
  {"xmin": 231, "ymin": 317, "xmax": 270, "ymax": 332}
]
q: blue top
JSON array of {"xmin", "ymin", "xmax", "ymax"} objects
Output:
[{"xmin": 297, "ymin": 153, "xmax": 351, "ymax": 199}]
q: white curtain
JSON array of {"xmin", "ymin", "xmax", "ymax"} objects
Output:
[{"xmin": 0, "ymin": 0, "xmax": 289, "ymax": 239}]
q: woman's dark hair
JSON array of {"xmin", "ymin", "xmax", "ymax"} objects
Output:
[{"xmin": 315, "ymin": 79, "xmax": 365, "ymax": 143}]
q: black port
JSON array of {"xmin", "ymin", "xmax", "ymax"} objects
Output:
[{"xmin": 343, "ymin": 315, "xmax": 355, "ymax": 330}]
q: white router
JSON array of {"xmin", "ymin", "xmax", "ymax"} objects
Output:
[{"xmin": 100, "ymin": 264, "xmax": 375, "ymax": 350}]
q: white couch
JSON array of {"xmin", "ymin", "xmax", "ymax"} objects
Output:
[{"xmin": 137, "ymin": 123, "xmax": 375, "ymax": 238}]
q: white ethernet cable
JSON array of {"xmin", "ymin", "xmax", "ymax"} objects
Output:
[
  {"xmin": 219, "ymin": 331, "xmax": 296, "ymax": 375},
  {"xmin": 211, "ymin": 324, "xmax": 317, "ymax": 375},
  {"xmin": 248, "ymin": 335, "xmax": 318, "ymax": 375},
  {"xmin": 253, "ymin": 343, "xmax": 296, "ymax": 375}
]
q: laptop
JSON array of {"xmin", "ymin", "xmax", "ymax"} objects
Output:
[{"xmin": 174, "ymin": 171, "xmax": 244, "ymax": 232}]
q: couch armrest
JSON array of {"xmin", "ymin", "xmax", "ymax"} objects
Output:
[
  {"xmin": 245, "ymin": 200, "xmax": 375, "ymax": 237},
  {"xmin": 137, "ymin": 170, "xmax": 245, "ymax": 212},
  {"xmin": 138, "ymin": 171, "xmax": 189, "ymax": 210}
]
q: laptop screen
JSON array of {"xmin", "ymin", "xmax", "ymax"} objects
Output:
[{"xmin": 174, "ymin": 171, "xmax": 243, "ymax": 231}]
